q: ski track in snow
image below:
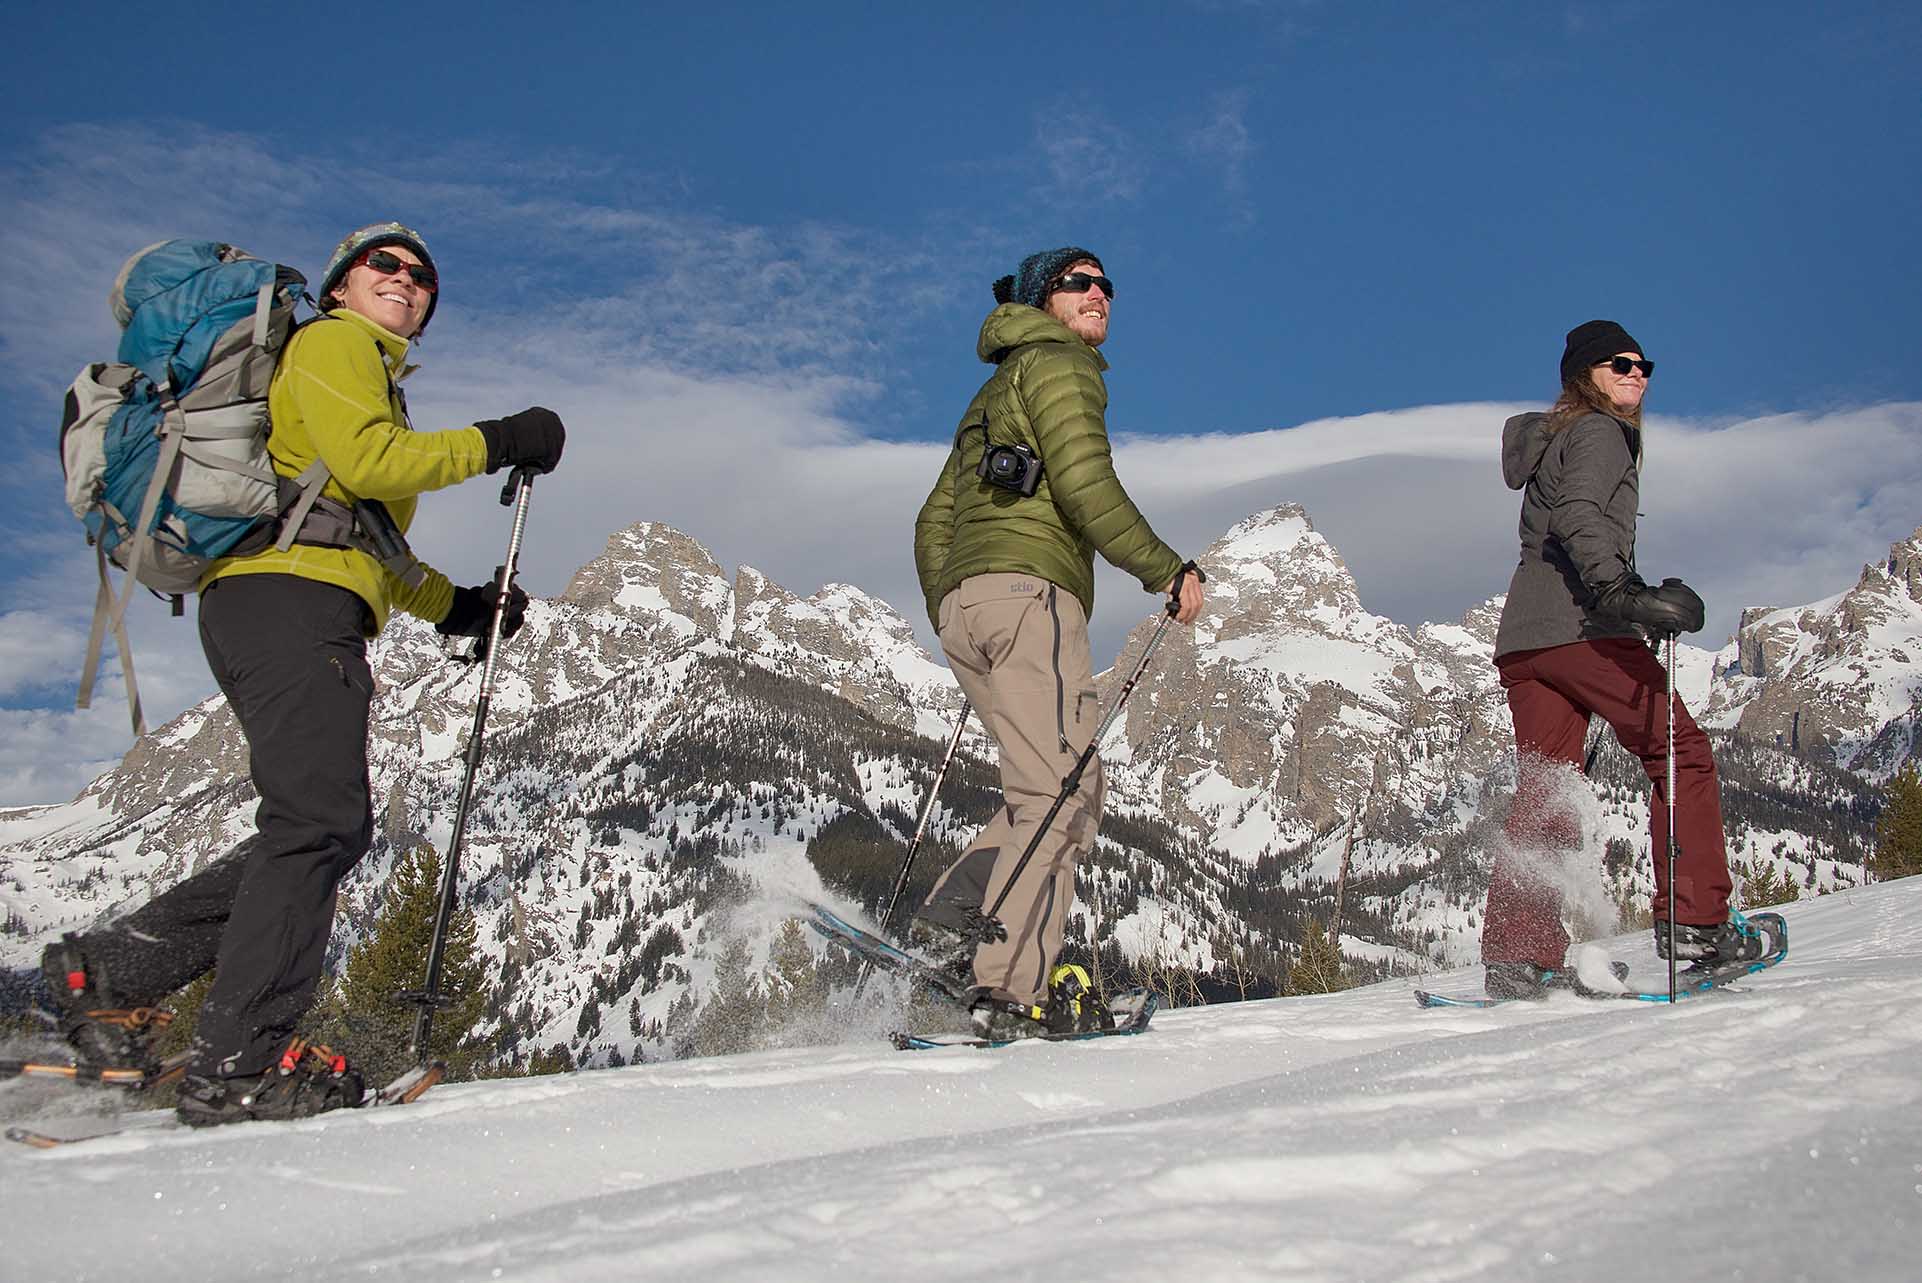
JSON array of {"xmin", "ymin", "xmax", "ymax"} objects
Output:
[{"xmin": 4, "ymin": 881, "xmax": 1920, "ymax": 1282}]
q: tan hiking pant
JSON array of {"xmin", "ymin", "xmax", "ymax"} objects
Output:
[{"xmin": 922, "ymin": 573, "xmax": 1105, "ymax": 1005}]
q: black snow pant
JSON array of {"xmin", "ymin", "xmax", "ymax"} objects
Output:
[{"xmin": 80, "ymin": 574, "xmax": 376, "ymax": 1078}]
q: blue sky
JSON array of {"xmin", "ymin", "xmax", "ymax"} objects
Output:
[{"xmin": 3, "ymin": 1, "xmax": 1919, "ymax": 803}]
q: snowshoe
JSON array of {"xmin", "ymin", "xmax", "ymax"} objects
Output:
[
  {"xmin": 1654, "ymin": 911, "xmax": 1774, "ymax": 965},
  {"xmin": 175, "ymin": 1038, "xmax": 365, "ymax": 1128},
  {"xmin": 39, "ymin": 933, "xmax": 173, "ymax": 1071}
]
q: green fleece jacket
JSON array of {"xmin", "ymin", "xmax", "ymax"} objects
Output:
[
  {"xmin": 914, "ymin": 303, "xmax": 1183, "ymax": 628},
  {"xmin": 201, "ymin": 308, "xmax": 490, "ymax": 631}
]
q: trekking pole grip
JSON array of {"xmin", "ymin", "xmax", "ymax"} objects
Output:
[
  {"xmin": 1167, "ymin": 561, "xmax": 1206, "ymax": 617},
  {"xmin": 500, "ymin": 464, "xmax": 535, "ymax": 507}
]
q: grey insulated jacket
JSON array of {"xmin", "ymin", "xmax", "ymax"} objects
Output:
[{"xmin": 1493, "ymin": 410, "xmax": 1644, "ymax": 659}]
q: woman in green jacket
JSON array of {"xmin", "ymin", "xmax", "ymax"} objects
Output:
[{"xmin": 42, "ymin": 222, "xmax": 566, "ymax": 1125}]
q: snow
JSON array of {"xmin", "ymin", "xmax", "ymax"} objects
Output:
[
  {"xmin": 611, "ymin": 582, "xmax": 699, "ymax": 638},
  {"xmin": 1217, "ymin": 508, "xmax": 1315, "ymax": 559},
  {"xmin": 5, "ymin": 881, "xmax": 1920, "ymax": 1281},
  {"xmin": 1214, "ymin": 629, "xmax": 1403, "ymax": 693}
]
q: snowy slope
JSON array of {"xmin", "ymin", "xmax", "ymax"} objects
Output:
[{"xmin": 4, "ymin": 877, "xmax": 1918, "ymax": 1283}]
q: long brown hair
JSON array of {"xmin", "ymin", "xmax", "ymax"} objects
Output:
[{"xmin": 1547, "ymin": 364, "xmax": 1643, "ymax": 432}]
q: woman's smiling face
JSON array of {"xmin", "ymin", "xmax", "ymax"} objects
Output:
[{"xmin": 336, "ymin": 245, "xmax": 434, "ymax": 339}]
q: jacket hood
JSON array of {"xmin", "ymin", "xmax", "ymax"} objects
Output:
[
  {"xmin": 976, "ymin": 302, "xmax": 1109, "ymax": 370},
  {"xmin": 1501, "ymin": 412, "xmax": 1553, "ymax": 490}
]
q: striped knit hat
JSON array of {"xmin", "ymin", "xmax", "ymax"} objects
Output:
[{"xmin": 316, "ymin": 221, "xmax": 439, "ymax": 331}]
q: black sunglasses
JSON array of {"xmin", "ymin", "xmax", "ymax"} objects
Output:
[
  {"xmin": 1049, "ymin": 271, "xmax": 1115, "ymax": 299},
  {"xmin": 358, "ymin": 248, "xmax": 438, "ymax": 292},
  {"xmin": 1597, "ymin": 355, "xmax": 1653, "ymax": 378}
]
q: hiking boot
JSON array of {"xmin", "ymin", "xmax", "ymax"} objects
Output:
[
  {"xmin": 1484, "ymin": 961, "xmax": 1561, "ymax": 1001},
  {"xmin": 39, "ymin": 933, "xmax": 172, "ymax": 1069},
  {"xmin": 1485, "ymin": 958, "xmax": 1633, "ymax": 999},
  {"xmin": 968, "ymin": 993, "xmax": 1049, "ymax": 1041},
  {"xmin": 1654, "ymin": 914, "xmax": 1772, "ymax": 966},
  {"xmin": 176, "ymin": 1038, "xmax": 365, "ymax": 1128}
]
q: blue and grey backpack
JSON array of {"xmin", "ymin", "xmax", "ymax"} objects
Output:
[{"xmin": 60, "ymin": 240, "xmax": 322, "ymax": 735}]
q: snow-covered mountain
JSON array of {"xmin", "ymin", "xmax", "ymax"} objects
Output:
[
  {"xmin": 0, "ymin": 511, "xmax": 1911, "ymax": 1069},
  {"xmin": 1698, "ymin": 526, "xmax": 1922, "ymax": 780},
  {"xmin": 5, "ymin": 879, "xmax": 1918, "ymax": 1283}
]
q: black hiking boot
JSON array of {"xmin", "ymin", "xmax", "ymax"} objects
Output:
[
  {"xmin": 1484, "ymin": 959, "xmax": 1632, "ymax": 1000},
  {"xmin": 1654, "ymin": 914, "xmax": 1773, "ymax": 967},
  {"xmin": 39, "ymin": 933, "xmax": 172, "ymax": 1069},
  {"xmin": 968, "ymin": 994, "xmax": 1049, "ymax": 1041},
  {"xmin": 176, "ymin": 1038, "xmax": 365, "ymax": 1128}
]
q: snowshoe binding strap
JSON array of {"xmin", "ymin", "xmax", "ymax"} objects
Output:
[
  {"xmin": 1045, "ymin": 963, "xmax": 1114, "ymax": 1033},
  {"xmin": 75, "ymin": 1005, "xmax": 174, "ymax": 1034},
  {"xmin": 276, "ymin": 1037, "xmax": 351, "ymax": 1080}
]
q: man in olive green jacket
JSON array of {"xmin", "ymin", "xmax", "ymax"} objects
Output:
[{"xmin": 913, "ymin": 247, "xmax": 1203, "ymax": 1037}]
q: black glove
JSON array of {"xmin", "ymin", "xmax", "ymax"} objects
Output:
[
  {"xmin": 436, "ymin": 579, "xmax": 529, "ymax": 659},
  {"xmin": 1594, "ymin": 574, "xmax": 1705, "ymax": 635},
  {"xmin": 476, "ymin": 407, "xmax": 566, "ymax": 475}
]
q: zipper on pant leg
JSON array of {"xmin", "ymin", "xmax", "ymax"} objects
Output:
[
  {"xmin": 1049, "ymin": 586, "xmax": 1067, "ymax": 753},
  {"xmin": 1028, "ymin": 874, "xmax": 1057, "ymax": 1000}
]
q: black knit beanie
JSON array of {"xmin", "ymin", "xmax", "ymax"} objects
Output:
[
  {"xmin": 1560, "ymin": 319, "xmax": 1644, "ymax": 383},
  {"xmin": 991, "ymin": 246, "xmax": 1104, "ymax": 309}
]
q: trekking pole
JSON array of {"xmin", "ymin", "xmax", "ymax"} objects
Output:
[
  {"xmin": 853, "ymin": 700, "xmax": 973, "ymax": 995},
  {"xmin": 404, "ymin": 466, "xmax": 536, "ymax": 1061},
  {"xmin": 963, "ymin": 566, "xmax": 1202, "ymax": 948},
  {"xmin": 1664, "ymin": 632, "xmax": 1679, "ymax": 1003}
]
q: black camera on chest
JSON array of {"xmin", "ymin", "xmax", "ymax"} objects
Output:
[{"xmin": 976, "ymin": 440, "xmax": 1042, "ymax": 497}]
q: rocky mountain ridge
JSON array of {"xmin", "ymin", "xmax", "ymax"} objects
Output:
[{"xmin": 1, "ymin": 510, "xmax": 1910, "ymax": 1066}]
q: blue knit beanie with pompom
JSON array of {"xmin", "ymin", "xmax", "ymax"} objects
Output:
[{"xmin": 991, "ymin": 246, "xmax": 1104, "ymax": 309}]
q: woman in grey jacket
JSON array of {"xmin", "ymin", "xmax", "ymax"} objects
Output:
[{"xmin": 1484, "ymin": 320, "xmax": 1762, "ymax": 999}]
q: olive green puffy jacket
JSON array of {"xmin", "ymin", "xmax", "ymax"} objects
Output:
[{"xmin": 914, "ymin": 303, "xmax": 1184, "ymax": 628}]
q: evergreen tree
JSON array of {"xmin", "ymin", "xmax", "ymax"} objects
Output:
[
  {"xmin": 317, "ymin": 844, "xmax": 490, "ymax": 1085},
  {"xmin": 686, "ymin": 937, "xmax": 766, "ymax": 1058},
  {"xmin": 762, "ymin": 918, "xmax": 829, "ymax": 1031},
  {"xmin": 1287, "ymin": 918, "xmax": 1351, "ymax": 995},
  {"xmin": 1869, "ymin": 762, "xmax": 1922, "ymax": 880}
]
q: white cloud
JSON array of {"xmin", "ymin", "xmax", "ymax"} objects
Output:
[
  {"xmin": 0, "ymin": 703, "xmax": 150, "ymax": 807},
  {"xmin": 1096, "ymin": 401, "xmax": 1922, "ymax": 659},
  {"xmin": 1034, "ymin": 107, "xmax": 1148, "ymax": 201},
  {"xmin": 1187, "ymin": 88, "xmax": 1258, "ymax": 222}
]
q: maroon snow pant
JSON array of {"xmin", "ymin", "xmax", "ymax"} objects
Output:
[{"xmin": 1484, "ymin": 636, "xmax": 1733, "ymax": 967}]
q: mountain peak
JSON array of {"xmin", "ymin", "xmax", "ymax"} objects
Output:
[
  {"xmin": 1200, "ymin": 502, "xmax": 1376, "ymax": 636},
  {"xmin": 1212, "ymin": 503, "xmax": 1316, "ymax": 558},
  {"xmin": 558, "ymin": 522, "xmax": 733, "ymax": 640}
]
